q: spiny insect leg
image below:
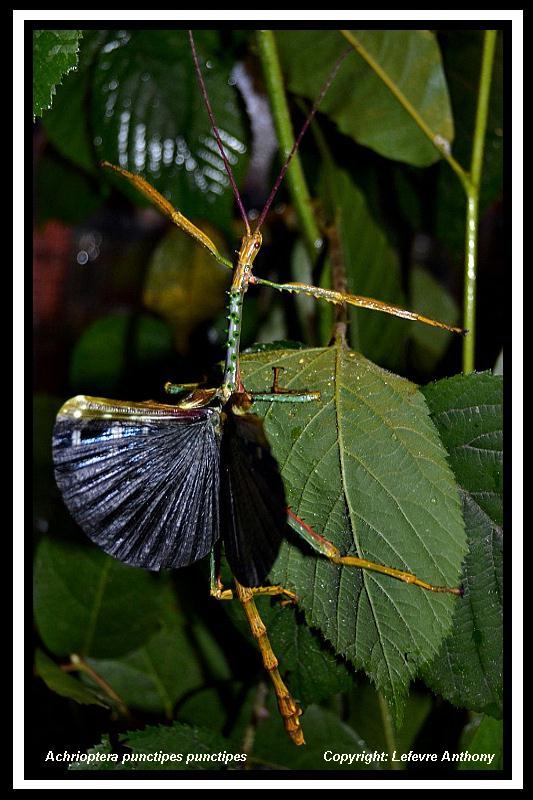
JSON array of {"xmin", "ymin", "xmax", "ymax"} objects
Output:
[
  {"xmin": 234, "ymin": 579, "xmax": 305, "ymax": 746},
  {"xmin": 287, "ymin": 509, "xmax": 463, "ymax": 596}
]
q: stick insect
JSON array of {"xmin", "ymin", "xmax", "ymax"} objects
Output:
[{"xmin": 52, "ymin": 30, "xmax": 464, "ymax": 747}]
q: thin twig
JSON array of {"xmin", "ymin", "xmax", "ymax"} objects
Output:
[
  {"xmin": 327, "ymin": 219, "xmax": 348, "ymax": 343},
  {"xmin": 62, "ymin": 653, "xmax": 131, "ymax": 719},
  {"xmin": 462, "ymin": 30, "xmax": 498, "ymax": 373},
  {"xmin": 378, "ymin": 692, "xmax": 401, "ymax": 771},
  {"xmin": 255, "ymin": 30, "xmax": 324, "ymax": 261},
  {"xmin": 240, "ymin": 681, "xmax": 270, "ymax": 768}
]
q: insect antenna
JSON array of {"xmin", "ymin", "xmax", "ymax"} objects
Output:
[
  {"xmin": 254, "ymin": 45, "xmax": 352, "ymax": 233},
  {"xmin": 188, "ymin": 29, "xmax": 251, "ymax": 236}
]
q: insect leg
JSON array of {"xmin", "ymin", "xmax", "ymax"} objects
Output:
[
  {"xmin": 209, "ymin": 547, "xmax": 233, "ymax": 600},
  {"xmin": 287, "ymin": 509, "xmax": 463, "ymax": 596},
  {"xmin": 251, "ymin": 367, "xmax": 321, "ymax": 404},
  {"xmin": 101, "ymin": 161, "xmax": 233, "ymax": 270},
  {"xmin": 248, "ymin": 585, "xmax": 298, "ymax": 606},
  {"xmin": 250, "ymin": 276, "xmax": 465, "ymax": 335},
  {"xmin": 164, "ymin": 381, "xmax": 202, "ymax": 395},
  {"xmin": 234, "ymin": 579, "xmax": 305, "ymax": 746}
]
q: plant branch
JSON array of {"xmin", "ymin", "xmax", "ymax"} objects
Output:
[
  {"xmin": 462, "ymin": 29, "xmax": 498, "ymax": 374},
  {"xmin": 339, "ymin": 29, "xmax": 471, "ymax": 193},
  {"xmin": 63, "ymin": 653, "xmax": 131, "ymax": 719},
  {"xmin": 256, "ymin": 30, "xmax": 323, "ymax": 261},
  {"xmin": 240, "ymin": 681, "xmax": 269, "ymax": 768}
]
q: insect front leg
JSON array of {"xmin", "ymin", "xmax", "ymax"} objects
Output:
[
  {"xmin": 251, "ymin": 366, "xmax": 321, "ymax": 404},
  {"xmin": 250, "ymin": 276, "xmax": 465, "ymax": 335}
]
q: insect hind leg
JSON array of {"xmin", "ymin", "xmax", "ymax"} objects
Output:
[{"xmin": 287, "ymin": 509, "xmax": 463, "ymax": 596}]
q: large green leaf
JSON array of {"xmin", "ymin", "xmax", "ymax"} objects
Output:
[
  {"xmin": 276, "ymin": 29, "xmax": 453, "ymax": 166},
  {"xmin": 92, "ymin": 30, "xmax": 249, "ymax": 230},
  {"xmin": 85, "ymin": 586, "xmax": 231, "ymax": 715},
  {"xmin": 241, "ymin": 343, "xmax": 466, "ymax": 722},
  {"xmin": 34, "ymin": 537, "xmax": 170, "ymax": 659},
  {"xmin": 421, "ymin": 373, "xmax": 503, "ymax": 717},
  {"xmin": 42, "ymin": 30, "xmax": 249, "ymax": 230},
  {"xmin": 33, "ymin": 29, "xmax": 82, "ymax": 118},
  {"xmin": 317, "ymin": 163, "xmax": 407, "ymax": 369}
]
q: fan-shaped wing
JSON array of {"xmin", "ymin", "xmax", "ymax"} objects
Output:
[
  {"xmin": 221, "ymin": 411, "xmax": 287, "ymax": 587},
  {"xmin": 52, "ymin": 395, "xmax": 221, "ymax": 570}
]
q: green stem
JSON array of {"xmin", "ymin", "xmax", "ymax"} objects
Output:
[
  {"xmin": 377, "ymin": 692, "xmax": 401, "ymax": 770},
  {"xmin": 462, "ymin": 30, "xmax": 497, "ymax": 374},
  {"xmin": 340, "ymin": 29, "xmax": 471, "ymax": 193},
  {"xmin": 256, "ymin": 30, "xmax": 323, "ymax": 261},
  {"xmin": 64, "ymin": 654, "xmax": 131, "ymax": 719}
]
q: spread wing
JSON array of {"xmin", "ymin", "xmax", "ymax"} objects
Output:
[
  {"xmin": 220, "ymin": 411, "xmax": 287, "ymax": 587},
  {"xmin": 52, "ymin": 395, "xmax": 221, "ymax": 570}
]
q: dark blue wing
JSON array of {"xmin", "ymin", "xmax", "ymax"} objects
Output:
[
  {"xmin": 221, "ymin": 411, "xmax": 287, "ymax": 587},
  {"xmin": 52, "ymin": 395, "xmax": 221, "ymax": 570}
]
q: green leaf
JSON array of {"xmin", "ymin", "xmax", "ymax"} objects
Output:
[
  {"xmin": 34, "ymin": 537, "xmax": 170, "ymax": 659},
  {"xmin": 224, "ymin": 596, "xmax": 356, "ymax": 707},
  {"xmin": 86, "ymin": 587, "xmax": 230, "ymax": 715},
  {"xmin": 123, "ymin": 722, "xmax": 240, "ymax": 770},
  {"xmin": 68, "ymin": 735, "xmax": 127, "ymax": 771},
  {"xmin": 421, "ymin": 373, "xmax": 503, "ymax": 718},
  {"xmin": 143, "ymin": 226, "xmax": 230, "ymax": 354},
  {"xmin": 92, "ymin": 30, "xmax": 249, "ymax": 230},
  {"xmin": 408, "ymin": 265, "xmax": 460, "ymax": 373},
  {"xmin": 35, "ymin": 152, "xmax": 107, "ymax": 226},
  {"xmin": 344, "ymin": 679, "xmax": 432, "ymax": 758},
  {"xmin": 241, "ymin": 343, "xmax": 466, "ymax": 723},
  {"xmin": 69, "ymin": 313, "xmax": 174, "ymax": 395},
  {"xmin": 318, "ymin": 163, "xmax": 407, "ymax": 369},
  {"xmin": 177, "ymin": 685, "xmax": 242, "ymax": 734},
  {"xmin": 35, "ymin": 648, "xmax": 110, "ymax": 708},
  {"xmin": 71, "ymin": 723, "xmax": 240, "ymax": 770},
  {"xmin": 277, "ymin": 30, "xmax": 453, "ymax": 166},
  {"xmin": 253, "ymin": 701, "xmax": 378, "ymax": 770},
  {"xmin": 458, "ymin": 715, "xmax": 503, "ymax": 771},
  {"xmin": 42, "ymin": 30, "xmax": 108, "ymax": 173},
  {"xmin": 33, "ymin": 30, "xmax": 82, "ymax": 118},
  {"xmin": 435, "ymin": 31, "xmax": 503, "ymax": 256}
]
